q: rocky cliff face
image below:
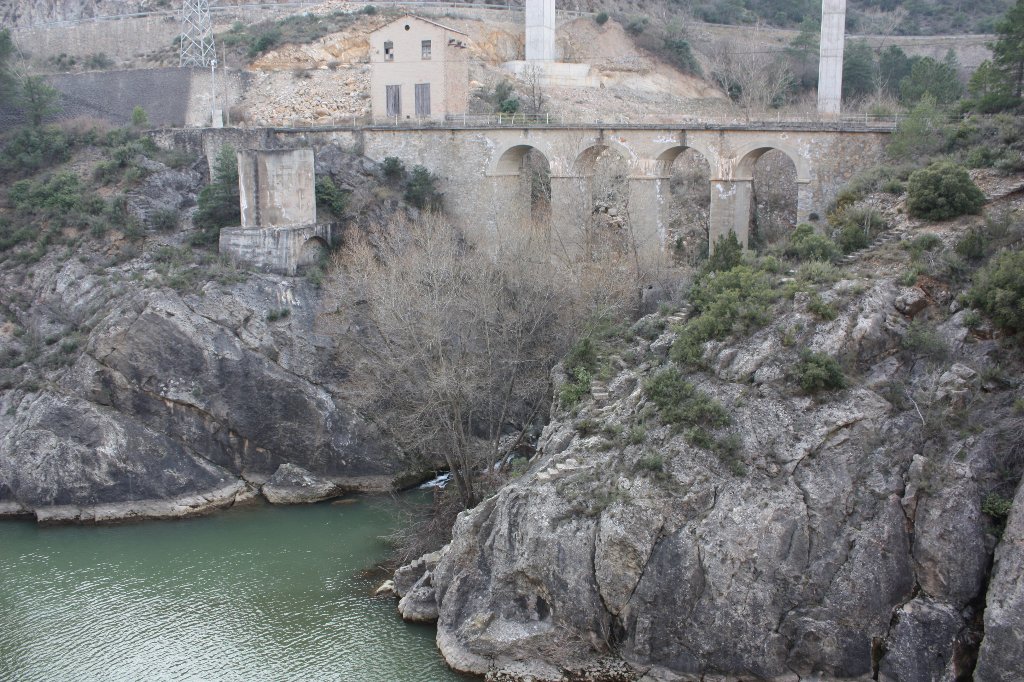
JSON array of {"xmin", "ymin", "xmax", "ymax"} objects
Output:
[
  {"xmin": 0, "ymin": 142, "xmax": 420, "ymax": 523},
  {"xmin": 397, "ymin": 212, "xmax": 1024, "ymax": 680}
]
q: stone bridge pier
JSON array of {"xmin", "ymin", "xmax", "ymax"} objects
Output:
[
  {"xmin": 459, "ymin": 126, "xmax": 889, "ymax": 264},
  {"xmin": 219, "ymin": 148, "xmax": 336, "ymax": 274},
  {"xmin": 183, "ymin": 124, "xmax": 889, "ymax": 274}
]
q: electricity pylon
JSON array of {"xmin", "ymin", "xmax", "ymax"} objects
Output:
[{"xmin": 179, "ymin": 0, "xmax": 216, "ymax": 67}]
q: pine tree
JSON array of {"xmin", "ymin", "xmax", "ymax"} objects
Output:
[{"xmin": 992, "ymin": 0, "xmax": 1024, "ymax": 97}]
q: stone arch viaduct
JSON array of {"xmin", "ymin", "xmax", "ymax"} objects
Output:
[{"xmin": 166, "ymin": 122, "xmax": 891, "ymax": 264}]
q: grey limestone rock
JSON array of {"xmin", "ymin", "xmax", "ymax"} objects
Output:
[
  {"xmin": 0, "ymin": 391, "xmax": 249, "ymax": 522},
  {"xmin": 399, "ymin": 270, "xmax": 1021, "ymax": 680},
  {"xmin": 394, "ymin": 545, "xmax": 448, "ymax": 597},
  {"xmin": 397, "ymin": 571, "xmax": 440, "ymax": 623},
  {"xmin": 974, "ymin": 479, "xmax": 1024, "ymax": 682},
  {"xmin": 878, "ymin": 598, "xmax": 963, "ymax": 682},
  {"xmin": 261, "ymin": 463, "xmax": 343, "ymax": 504},
  {"xmin": 895, "ymin": 287, "xmax": 930, "ymax": 317}
]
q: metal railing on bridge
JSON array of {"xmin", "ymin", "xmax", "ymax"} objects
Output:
[{"xmin": 273, "ymin": 111, "xmax": 902, "ymax": 131}]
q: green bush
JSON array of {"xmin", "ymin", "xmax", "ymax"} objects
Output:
[
  {"xmin": 983, "ymin": 492, "xmax": 1013, "ymax": 516},
  {"xmin": 671, "ymin": 263, "xmax": 777, "ymax": 365},
  {"xmin": 905, "ymin": 233, "xmax": 943, "ymax": 259},
  {"xmin": 0, "ymin": 218, "xmax": 32, "ymax": 252},
  {"xmin": 315, "ymin": 176, "xmax": 348, "ymax": 219},
  {"xmin": 785, "ymin": 223, "xmax": 839, "ymax": 262},
  {"xmin": 499, "ymin": 97, "xmax": 520, "ymax": 114},
  {"xmin": 0, "ymin": 126, "xmax": 71, "ymax": 177},
  {"xmin": 630, "ymin": 316, "xmax": 666, "ymax": 340},
  {"xmin": 901, "ymin": 320, "xmax": 949, "ymax": 359},
  {"xmin": 559, "ymin": 366, "xmax": 592, "ymax": 407},
  {"xmin": 797, "ymin": 261, "xmax": 841, "ymax": 284},
  {"xmin": 635, "ymin": 453, "xmax": 666, "ymax": 475},
  {"xmin": 906, "ymin": 161, "xmax": 985, "ymax": 220},
  {"xmin": 887, "ymin": 95, "xmax": 949, "ymax": 161},
  {"xmin": 644, "ymin": 366, "xmax": 730, "ymax": 430},
  {"xmin": 149, "ymin": 209, "xmax": 178, "ymax": 232},
  {"xmin": 192, "ymin": 145, "xmax": 239, "ymax": 246},
  {"xmin": 9, "ymin": 172, "xmax": 104, "ymax": 221},
  {"xmin": 404, "ymin": 165, "xmax": 443, "ymax": 210},
  {"xmin": 955, "ymin": 227, "xmax": 988, "ymax": 260},
  {"xmin": 625, "ymin": 17, "xmax": 648, "ymax": 35},
  {"xmin": 266, "ymin": 307, "xmax": 291, "ymax": 322},
  {"xmin": 595, "ymin": 11, "xmax": 609, "ymax": 25},
  {"xmin": 705, "ymin": 229, "xmax": 743, "ymax": 272},
  {"xmin": 831, "ymin": 207, "xmax": 887, "ymax": 253},
  {"xmin": 84, "ymin": 52, "xmax": 113, "ymax": 69},
  {"xmin": 565, "ymin": 336, "xmax": 598, "ymax": 374},
  {"xmin": 807, "ymin": 293, "xmax": 837, "ymax": 320},
  {"xmin": 662, "ymin": 38, "xmax": 702, "ymax": 76},
  {"xmin": 382, "ymin": 156, "xmax": 405, "ymax": 181},
  {"xmin": 964, "ymin": 249, "xmax": 1024, "ymax": 332},
  {"xmin": 248, "ymin": 29, "xmax": 282, "ymax": 57},
  {"xmin": 131, "ymin": 106, "xmax": 148, "ymax": 128},
  {"xmin": 795, "ymin": 350, "xmax": 846, "ymax": 393}
]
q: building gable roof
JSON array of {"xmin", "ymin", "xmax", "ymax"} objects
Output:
[{"xmin": 369, "ymin": 14, "xmax": 470, "ymax": 38}]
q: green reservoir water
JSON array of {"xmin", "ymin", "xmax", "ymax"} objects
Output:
[{"xmin": 0, "ymin": 497, "xmax": 468, "ymax": 681}]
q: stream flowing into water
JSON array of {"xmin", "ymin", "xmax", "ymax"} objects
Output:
[{"xmin": 0, "ymin": 496, "xmax": 468, "ymax": 681}]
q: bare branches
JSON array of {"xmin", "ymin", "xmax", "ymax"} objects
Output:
[
  {"xmin": 330, "ymin": 214, "xmax": 580, "ymax": 508},
  {"xmin": 707, "ymin": 34, "xmax": 794, "ymax": 118}
]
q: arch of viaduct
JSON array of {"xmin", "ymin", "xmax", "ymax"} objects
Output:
[{"xmin": 170, "ymin": 124, "xmax": 891, "ymax": 265}]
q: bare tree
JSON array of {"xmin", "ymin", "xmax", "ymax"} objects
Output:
[
  {"xmin": 707, "ymin": 34, "xmax": 794, "ymax": 119},
  {"xmin": 330, "ymin": 214, "xmax": 585, "ymax": 508},
  {"xmin": 521, "ymin": 63, "xmax": 546, "ymax": 115}
]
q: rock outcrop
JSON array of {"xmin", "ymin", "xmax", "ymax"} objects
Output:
[
  {"xmin": 397, "ymin": 266, "xmax": 1023, "ymax": 680},
  {"xmin": 262, "ymin": 463, "xmax": 343, "ymax": 504},
  {"xmin": 974, "ymin": 479, "xmax": 1024, "ymax": 681},
  {"xmin": 0, "ymin": 144, "xmax": 420, "ymax": 522}
]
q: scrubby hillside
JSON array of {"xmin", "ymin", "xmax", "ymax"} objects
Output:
[{"xmin": 393, "ymin": 163, "xmax": 1024, "ymax": 679}]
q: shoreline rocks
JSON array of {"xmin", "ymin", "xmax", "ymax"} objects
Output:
[{"xmin": 262, "ymin": 463, "xmax": 344, "ymax": 505}]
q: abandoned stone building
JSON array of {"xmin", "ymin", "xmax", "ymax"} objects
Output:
[{"xmin": 369, "ymin": 15, "xmax": 469, "ymax": 122}]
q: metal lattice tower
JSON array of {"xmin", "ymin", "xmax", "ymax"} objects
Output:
[{"xmin": 179, "ymin": 0, "xmax": 216, "ymax": 67}]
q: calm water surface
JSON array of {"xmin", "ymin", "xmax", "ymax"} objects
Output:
[{"xmin": 0, "ymin": 497, "xmax": 468, "ymax": 681}]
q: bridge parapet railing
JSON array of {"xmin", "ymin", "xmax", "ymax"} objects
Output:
[
  {"xmin": 358, "ymin": 112, "xmax": 904, "ymax": 131},
  {"xmin": 258, "ymin": 114, "xmax": 901, "ymax": 132}
]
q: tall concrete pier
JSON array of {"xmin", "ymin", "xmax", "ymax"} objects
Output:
[
  {"xmin": 817, "ymin": 0, "xmax": 846, "ymax": 118},
  {"xmin": 221, "ymin": 148, "xmax": 334, "ymax": 274},
  {"xmin": 525, "ymin": 0, "xmax": 556, "ymax": 62}
]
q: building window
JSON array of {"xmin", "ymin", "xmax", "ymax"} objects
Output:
[
  {"xmin": 415, "ymin": 83, "xmax": 431, "ymax": 117},
  {"xmin": 386, "ymin": 85, "xmax": 401, "ymax": 117},
  {"xmin": 384, "ymin": 40, "xmax": 394, "ymax": 61},
  {"xmin": 421, "ymin": 40, "xmax": 431, "ymax": 60}
]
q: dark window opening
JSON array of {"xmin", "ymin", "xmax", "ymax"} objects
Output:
[
  {"xmin": 421, "ymin": 40, "xmax": 432, "ymax": 59},
  {"xmin": 384, "ymin": 40, "xmax": 394, "ymax": 61}
]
